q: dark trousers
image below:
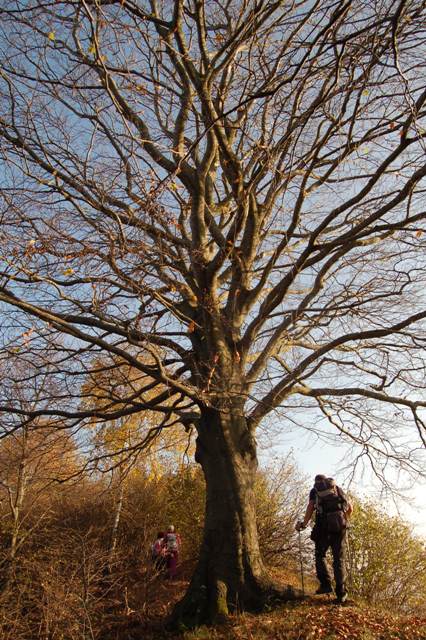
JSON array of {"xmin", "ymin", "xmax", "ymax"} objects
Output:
[{"xmin": 315, "ymin": 530, "xmax": 346, "ymax": 596}]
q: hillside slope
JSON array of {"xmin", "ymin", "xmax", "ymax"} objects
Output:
[{"xmin": 101, "ymin": 570, "xmax": 426, "ymax": 640}]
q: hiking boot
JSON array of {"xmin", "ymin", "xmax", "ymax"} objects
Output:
[
  {"xmin": 334, "ymin": 592, "xmax": 348, "ymax": 604},
  {"xmin": 315, "ymin": 585, "xmax": 333, "ymax": 595}
]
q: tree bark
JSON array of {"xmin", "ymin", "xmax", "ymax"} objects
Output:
[
  {"xmin": 171, "ymin": 406, "xmax": 301, "ymax": 627},
  {"xmin": 108, "ymin": 478, "xmax": 125, "ymax": 571},
  {"xmin": 10, "ymin": 426, "xmax": 29, "ymax": 564}
]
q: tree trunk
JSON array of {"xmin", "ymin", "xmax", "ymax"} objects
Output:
[
  {"xmin": 172, "ymin": 406, "xmax": 301, "ymax": 627},
  {"xmin": 10, "ymin": 427, "xmax": 29, "ymax": 564},
  {"xmin": 108, "ymin": 479, "xmax": 125, "ymax": 571}
]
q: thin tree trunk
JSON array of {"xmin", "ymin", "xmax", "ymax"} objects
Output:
[
  {"xmin": 108, "ymin": 479, "xmax": 125, "ymax": 570},
  {"xmin": 10, "ymin": 427, "xmax": 29, "ymax": 563},
  {"xmin": 172, "ymin": 407, "xmax": 301, "ymax": 627}
]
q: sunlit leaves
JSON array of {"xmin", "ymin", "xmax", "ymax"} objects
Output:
[{"xmin": 347, "ymin": 498, "xmax": 426, "ymax": 613}]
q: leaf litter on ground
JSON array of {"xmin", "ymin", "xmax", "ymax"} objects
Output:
[{"xmin": 98, "ymin": 569, "xmax": 426, "ymax": 640}]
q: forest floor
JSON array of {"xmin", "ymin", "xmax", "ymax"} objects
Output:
[{"xmin": 100, "ymin": 567, "xmax": 426, "ymax": 640}]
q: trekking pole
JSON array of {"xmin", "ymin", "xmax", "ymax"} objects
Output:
[
  {"xmin": 298, "ymin": 529, "xmax": 305, "ymax": 597},
  {"xmin": 345, "ymin": 524, "xmax": 352, "ymax": 589}
]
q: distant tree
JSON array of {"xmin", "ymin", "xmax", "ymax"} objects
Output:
[
  {"xmin": 80, "ymin": 353, "xmax": 193, "ymax": 567},
  {"xmin": 81, "ymin": 354, "xmax": 192, "ymax": 474},
  {"xmin": 347, "ymin": 498, "xmax": 426, "ymax": 615},
  {"xmin": 0, "ymin": 362, "xmax": 78, "ymax": 568},
  {"xmin": 1, "ymin": 0, "xmax": 426, "ymax": 624},
  {"xmin": 255, "ymin": 457, "xmax": 309, "ymax": 566}
]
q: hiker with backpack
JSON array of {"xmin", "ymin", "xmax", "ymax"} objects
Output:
[
  {"xmin": 296, "ymin": 474, "xmax": 353, "ymax": 604},
  {"xmin": 164, "ymin": 525, "xmax": 181, "ymax": 579}
]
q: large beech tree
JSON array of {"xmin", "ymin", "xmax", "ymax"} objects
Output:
[{"xmin": 1, "ymin": 0, "xmax": 426, "ymax": 624}]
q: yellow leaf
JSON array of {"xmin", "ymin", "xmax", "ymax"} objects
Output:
[
  {"xmin": 63, "ymin": 268, "xmax": 74, "ymax": 276},
  {"xmin": 88, "ymin": 44, "xmax": 96, "ymax": 55},
  {"xmin": 48, "ymin": 31, "xmax": 55, "ymax": 41}
]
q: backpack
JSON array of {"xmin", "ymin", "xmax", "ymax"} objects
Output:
[
  {"xmin": 165, "ymin": 532, "xmax": 179, "ymax": 552},
  {"xmin": 314, "ymin": 478, "xmax": 347, "ymax": 534}
]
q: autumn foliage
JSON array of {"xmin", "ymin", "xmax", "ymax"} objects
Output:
[{"xmin": 0, "ymin": 431, "xmax": 424, "ymax": 639}]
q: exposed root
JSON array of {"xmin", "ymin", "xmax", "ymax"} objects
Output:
[{"xmin": 169, "ymin": 579, "xmax": 304, "ymax": 629}]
